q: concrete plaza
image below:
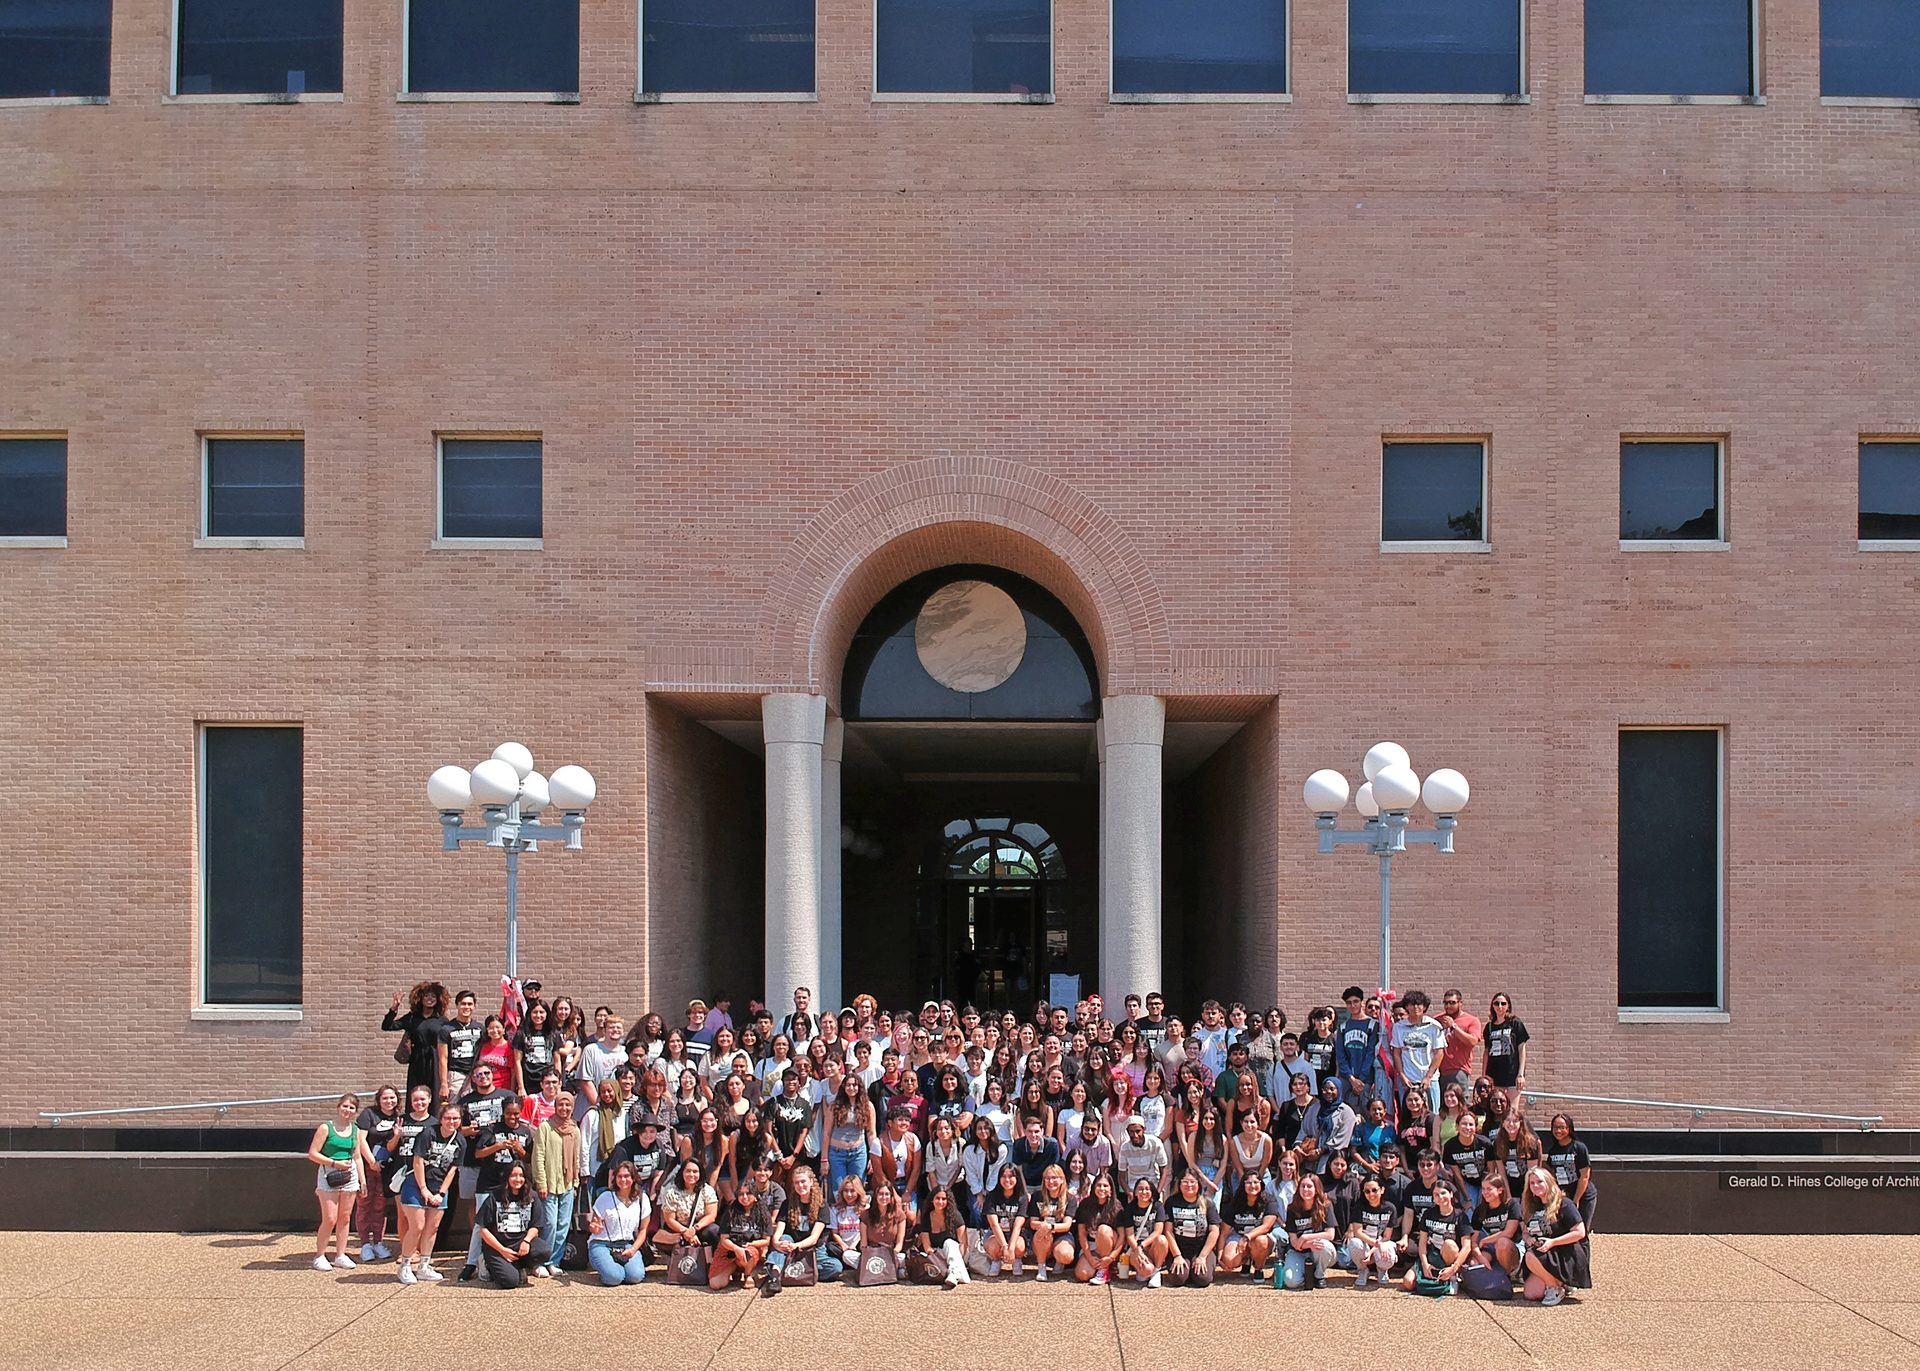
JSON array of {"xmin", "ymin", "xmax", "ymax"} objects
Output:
[{"xmin": 3, "ymin": 1232, "xmax": 1917, "ymax": 1369}]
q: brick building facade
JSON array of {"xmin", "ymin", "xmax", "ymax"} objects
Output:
[{"xmin": 2, "ymin": 1, "xmax": 1916, "ymax": 1129}]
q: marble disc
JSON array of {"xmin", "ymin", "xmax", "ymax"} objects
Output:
[{"xmin": 914, "ymin": 581, "xmax": 1028, "ymax": 693}]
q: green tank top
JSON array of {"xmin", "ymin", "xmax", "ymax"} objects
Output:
[{"xmin": 321, "ymin": 1121, "xmax": 355, "ymax": 1163}]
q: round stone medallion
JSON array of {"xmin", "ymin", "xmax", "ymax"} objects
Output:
[{"xmin": 914, "ymin": 580, "xmax": 1028, "ymax": 693}]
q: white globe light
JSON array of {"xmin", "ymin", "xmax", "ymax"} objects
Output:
[
  {"xmin": 1362, "ymin": 742, "xmax": 1411, "ymax": 782},
  {"xmin": 426, "ymin": 765, "xmax": 472, "ymax": 812},
  {"xmin": 1355, "ymin": 782, "xmax": 1380, "ymax": 818},
  {"xmin": 518, "ymin": 770, "xmax": 551, "ymax": 812},
  {"xmin": 549, "ymin": 764, "xmax": 597, "ymax": 811},
  {"xmin": 469, "ymin": 758, "xmax": 523, "ymax": 807},
  {"xmin": 1302, "ymin": 769, "xmax": 1350, "ymax": 814},
  {"xmin": 1422, "ymin": 767, "xmax": 1470, "ymax": 814},
  {"xmin": 1372, "ymin": 762, "xmax": 1421, "ymax": 811},
  {"xmin": 492, "ymin": 742, "xmax": 535, "ymax": 780}
]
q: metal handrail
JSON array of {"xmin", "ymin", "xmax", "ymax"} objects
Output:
[
  {"xmin": 38, "ymin": 1092, "xmax": 375, "ymax": 1127},
  {"xmin": 1521, "ymin": 1089, "xmax": 1881, "ymax": 1131}
]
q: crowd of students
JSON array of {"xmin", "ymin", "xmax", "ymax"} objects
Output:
[{"xmin": 305, "ymin": 980, "xmax": 1592, "ymax": 1302}]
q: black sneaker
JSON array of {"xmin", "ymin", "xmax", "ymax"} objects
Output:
[
  {"xmin": 457, "ymin": 1264, "xmax": 477, "ymax": 1283},
  {"xmin": 762, "ymin": 1267, "xmax": 783, "ymax": 1297}
]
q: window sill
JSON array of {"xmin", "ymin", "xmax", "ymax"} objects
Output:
[
  {"xmin": 1109, "ymin": 92, "xmax": 1291, "ymax": 104},
  {"xmin": 0, "ymin": 535, "xmax": 67, "ymax": 548},
  {"xmin": 0, "ymin": 95, "xmax": 108, "ymax": 108},
  {"xmin": 637, "ymin": 90, "xmax": 816, "ymax": 104},
  {"xmin": 191, "ymin": 1005, "xmax": 304, "ymax": 1022},
  {"xmin": 1585, "ymin": 93, "xmax": 1763, "ymax": 106},
  {"xmin": 1617, "ymin": 1009, "xmax": 1729, "ymax": 1024},
  {"xmin": 1348, "ymin": 92, "xmax": 1529, "ymax": 105},
  {"xmin": 1620, "ymin": 539, "xmax": 1729, "ymax": 552},
  {"xmin": 1379, "ymin": 540, "xmax": 1492, "ymax": 554},
  {"xmin": 1859, "ymin": 539, "xmax": 1920, "ymax": 552},
  {"xmin": 195, "ymin": 535, "xmax": 305, "ymax": 550},
  {"xmin": 431, "ymin": 537, "xmax": 544, "ymax": 551},
  {"xmin": 1822, "ymin": 95, "xmax": 1920, "ymax": 108},
  {"xmin": 398, "ymin": 91, "xmax": 581, "ymax": 105},
  {"xmin": 165, "ymin": 92, "xmax": 344, "ymax": 105},
  {"xmin": 873, "ymin": 91, "xmax": 1054, "ymax": 104}
]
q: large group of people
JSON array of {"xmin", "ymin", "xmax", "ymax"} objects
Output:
[{"xmin": 306, "ymin": 980, "xmax": 1592, "ymax": 1303}]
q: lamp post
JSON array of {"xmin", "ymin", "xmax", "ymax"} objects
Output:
[
  {"xmin": 1301, "ymin": 742, "xmax": 1469, "ymax": 993},
  {"xmin": 427, "ymin": 742, "xmax": 598, "ymax": 979}
]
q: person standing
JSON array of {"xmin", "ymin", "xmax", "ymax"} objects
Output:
[
  {"xmin": 1436, "ymin": 989, "xmax": 1483, "ymax": 1094},
  {"xmin": 1546, "ymin": 1113, "xmax": 1598, "ymax": 1234},
  {"xmin": 352, "ymin": 1086, "xmax": 402, "ymax": 1261},
  {"xmin": 436, "ymin": 991, "xmax": 483, "ymax": 1105},
  {"xmin": 530, "ymin": 1090, "xmax": 581, "ymax": 1277},
  {"xmin": 397, "ymin": 1104, "xmax": 466, "ymax": 1284},
  {"xmin": 1391, "ymin": 991, "xmax": 1447, "ymax": 1117},
  {"xmin": 1483, "ymin": 992, "xmax": 1531, "ymax": 1102},
  {"xmin": 307, "ymin": 1093, "xmax": 369, "ymax": 1272},
  {"xmin": 382, "ymin": 983, "xmax": 448, "ymax": 1103},
  {"xmin": 1335, "ymin": 988, "xmax": 1380, "ymax": 1110}
]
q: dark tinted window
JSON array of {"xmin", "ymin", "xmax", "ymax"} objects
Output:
[
  {"xmin": 1860, "ymin": 442, "xmax": 1920, "ymax": 540},
  {"xmin": 206, "ymin": 437, "xmax": 303, "ymax": 539},
  {"xmin": 875, "ymin": 0, "xmax": 1050, "ymax": 95},
  {"xmin": 176, "ymin": 0, "xmax": 341, "ymax": 95},
  {"xmin": 1349, "ymin": 0, "xmax": 1520, "ymax": 96},
  {"xmin": 1586, "ymin": 0, "xmax": 1752, "ymax": 97},
  {"xmin": 1112, "ymin": 0, "xmax": 1286, "ymax": 95},
  {"xmin": 1620, "ymin": 441, "xmax": 1720, "ymax": 541},
  {"xmin": 441, "ymin": 438, "xmax": 542, "ymax": 540},
  {"xmin": 641, "ymin": 0, "xmax": 814, "ymax": 95},
  {"xmin": 0, "ymin": 437, "xmax": 67, "ymax": 537},
  {"xmin": 203, "ymin": 726, "xmax": 304, "ymax": 1006},
  {"xmin": 0, "ymin": 0, "xmax": 110, "ymax": 99},
  {"xmin": 407, "ymin": 0, "xmax": 578, "ymax": 93},
  {"xmin": 1618, "ymin": 729, "xmax": 1719, "ymax": 1009},
  {"xmin": 1823, "ymin": 0, "xmax": 1920, "ymax": 99},
  {"xmin": 1381, "ymin": 442, "xmax": 1484, "ymax": 542}
]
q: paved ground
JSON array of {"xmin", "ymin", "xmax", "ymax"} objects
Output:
[{"xmin": 3, "ymin": 1233, "xmax": 1917, "ymax": 1369}]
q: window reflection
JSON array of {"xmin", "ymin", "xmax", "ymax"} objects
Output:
[
  {"xmin": 1111, "ymin": 0, "xmax": 1287, "ymax": 96},
  {"xmin": 1381, "ymin": 442, "xmax": 1485, "ymax": 543},
  {"xmin": 1349, "ymin": 0, "xmax": 1521, "ymax": 96},
  {"xmin": 407, "ymin": 0, "xmax": 578, "ymax": 93},
  {"xmin": 1586, "ymin": 0, "xmax": 1753, "ymax": 98},
  {"xmin": 1620, "ymin": 441, "xmax": 1720, "ymax": 542},
  {"xmin": 875, "ymin": 0, "xmax": 1051, "ymax": 95},
  {"xmin": 176, "ymin": 0, "xmax": 342, "ymax": 96},
  {"xmin": 1823, "ymin": 0, "xmax": 1920, "ymax": 99},
  {"xmin": 641, "ymin": 0, "xmax": 814, "ymax": 95},
  {"xmin": 0, "ymin": 0, "xmax": 111, "ymax": 99}
]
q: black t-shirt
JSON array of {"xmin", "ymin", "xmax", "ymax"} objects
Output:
[
  {"xmin": 1122, "ymin": 1197, "xmax": 1163, "ymax": 1243},
  {"xmin": 357, "ymin": 1106, "xmax": 400, "ymax": 1158},
  {"xmin": 1134, "ymin": 1016, "xmax": 1168, "ymax": 1051},
  {"xmin": 1273, "ymin": 1099, "xmax": 1310, "ymax": 1149},
  {"xmin": 724, "ymin": 1199, "xmax": 774, "ymax": 1244},
  {"xmin": 460, "ymin": 1087, "xmax": 508, "ymax": 1133},
  {"xmin": 1547, "ymin": 1140, "xmax": 1591, "ymax": 1191},
  {"xmin": 984, "ymin": 1188, "xmax": 1028, "ymax": 1226},
  {"xmin": 766, "ymin": 1094, "xmax": 814, "ymax": 1154},
  {"xmin": 1221, "ymin": 1191, "xmax": 1274, "ymax": 1235},
  {"xmin": 1354, "ymin": 1199, "xmax": 1398, "ymax": 1242},
  {"xmin": 1027, "ymin": 1190, "xmax": 1072, "ymax": 1225},
  {"xmin": 391, "ymin": 1113, "xmax": 434, "ymax": 1174},
  {"xmin": 1381, "ymin": 1171, "xmax": 1413, "ymax": 1208},
  {"xmin": 480, "ymin": 1191, "xmax": 537, "ymax": 1244},
  {"xmin": 415, "ymin": 1129, "xmax": 466, "ymax": 1193},
  {"xmin": 928, "ymin": 1097, "xmax": 969, "ymax": 1132},
  {"xmin": 476, "ymin": 1121, "xmax": 532, "ymax": 1189},
  {"xmin": 1474, "ymin": 1197, "xmax": 1520, "ymax": 1240},
  {"xmin": 1165, "ymin": 1196, "xmax": 1215, "ymax": 1255},
  {"xmin": 1443, "ymin": 1137, "xmax": 1490, "ymax": 1183},
  {"xmin": 1074, "ymin": 1194, "xmax": 1126, "ymax": 1233},
  {"xmin": 441, "ymin": 1018, "xmax": 483, "ymax": 1074},
  {"xmin": 1483, "ymin": 1019, "xmax": 1530, "ymax": 1085},
  {"xmin": 1402, "ymin": 1181, "xmax": 1437, "ymax": 1226},
  {"xmin": 1300, "ymin": 1033, "xmax": 1338, "ymax": 1077},
  {"xmin": 513, "ymin": 1029, "xmax": 556, "ymax": 1083},
  {"xmin": 778, "ymin": 1197, "xmax": 821, "ymax": 1240},
  {"xmin": 1285, "ymin": 1205, "xmax": 1328, "ymax": 1238},
  {"xmin": 1525, "ymin": 1200, "xmax": 1581, "ymax": 1243},
  {"xmin": 1419, "ymin": 1206, "xmax": 1470, "ymax": 1248}
]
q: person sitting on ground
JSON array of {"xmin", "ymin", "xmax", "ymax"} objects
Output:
[
  {"xmin": 1401, "ymin": 1176, "xmax": 1471, "ymax": 1294},
  {"xmin": 474, "ymin": 1162, "xmax": 543, "ymax": 1289},
  {"xmin": 587, "ymin": 1159, "xmax": 650, "ymax": 1286},
  {"xmin": 709, "ymin": 1180, "xmax": 774, "ymax": 1291},
  {"xmin": 1519, "ymin": 1166, "xmax": 1591, "ymax": 1306},
  {"xmin": 1279, "ymin": 1171, "xmax": 1338, "ymax": 1290}
]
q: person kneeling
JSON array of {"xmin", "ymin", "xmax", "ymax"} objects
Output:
[
  {"xmin": 476, "ymin": 1164, "xmax": 543, "ymax": 1289},
  {"xmin": 1519, "ymin": 1166, "xmax": 1591, "ymax": 1307},
  {"xmin": 710, "ymin": 1182, "xmax": 775, "ymax": 1291},
  {"xmin": 1280, "ymin": 1173, "xmax": 1337, "ymax": 1289}
]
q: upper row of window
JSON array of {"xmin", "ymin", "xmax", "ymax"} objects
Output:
[
  {"xmin": 4, "ymin": 433, "xmax": 1918, "ymax": 549},
  {"xmin": 3, "ymin": 1, "xmax": 1916, "ymax": 105}
]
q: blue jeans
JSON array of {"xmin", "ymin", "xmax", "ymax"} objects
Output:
[
  {"xmin": 827, "ymin": 1145, "xmax": 868, "ymax": 1194},
  {"xmin": 1282, "ymin": 1242, "xmax": 1333, "ymax": 1288},
  {"xmin": 588, "ymin": 1238, "xmax": 647, "ymax": 1285},
  {"xmin": 540, "ymin": 1191, "xmax": 576, "ymax": 1268}
]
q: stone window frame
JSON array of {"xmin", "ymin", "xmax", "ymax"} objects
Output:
[
  {"xmin": 433, "ymin": 431, "xmax": 546, "ymax": 550},
  {"xmin": 1857, "ymin": 434, "xmax": 1920, "ymax": 552},
  {"xmin": 165, "ymin": 0, "xmax": 348, "ymax": 105},
  {"xmin": 1583, "ymin": 0, "xmax": 1766, "ymax": 106},
  {"xmin": 1377, "ymin": 433, "xmax": 1493, "ymax": 554},
  {"xmin": 397, "ymin": 0, "xmax": 583, "ymax": 104},
  {"xmin": 1616, "ymin": 725, "xmax": 1728, "ymax": 1023},
  {"xmin": 0, "ymin": 430, "xmax": 69, "ymax": 548},
  {"xmin": 195, "ymin": 721, "xmax": 306, "ymax": 1020},
  {"xmin": 1617, "ymin": 433, "xmax": 1731, "ymax": 552},
  {"xmin": 196, "ymin": 431, "xmax": 308, "ymax": 550}
]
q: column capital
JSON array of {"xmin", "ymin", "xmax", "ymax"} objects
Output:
[
  {"xmin": 1102, "ymin": 694, "xmax": 1165, "ymax": 747},
  {"xmin": 763, "ymin": 692, "xmax": 828, "ymax": 746}
]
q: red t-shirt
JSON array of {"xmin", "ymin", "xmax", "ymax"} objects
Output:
[
  {"xmin": 478, "ymin": 1038, "xmax": 514, "ymax": 1086},
  {"xmin": 1439, "ymin": 1012, "xmax": 1482, "ymax": 1077}
]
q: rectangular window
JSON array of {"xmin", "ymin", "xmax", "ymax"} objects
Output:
[
  {"xmin": 0, "ymin": 435, "xmax": 67, "ymax": 539},
  {"xmin": 1823, "ymin": 0, "xmax": 1920, "ymax": 100},
  {"xmin": 439, "ymin": 437, "xmax": 542, "ymax": 541},
  {"xmin": 1620, "ymin": 439, "xmax": 1723, "ymax": 543},
  {"xmin": 201, "ymin": 725, "xmax": 304, "ymax": 1007},
  {"xmin": 1586, "ymin": 0, "xmax": 1754, "ymax": 97},
  {"xmin": 875, "ymin": 0, "xmax": 1051, "ymax": 97},
  {"xmin": 1381, "ymin": 440, "xmax": 1486, "ymax": 545},
  {"xmin": 1860, "ymin": 441, "xmax": 1920, "ymax": 541},
  {"xmin": 1348, "ymin": 0, "xmax": 1521, "ymax": 97},
  {"xmin": 405, "ymin": 0, "xmax": 578, "ymax": 94},
  {"xmin": 640, "ymin": 0, "xmax": 815, "ymax": 97},
  {"xmin": 203, "ymin": 436, "xmax": 304, "ymax": 540},
  {"xmin": 0, "ymin": 0, "xmax": 111, "ymax": 99},
  {"xmin": 174, "ymin": 0, "xmax": 342, "ymax": 96},
  {"xmin": 1111, "ymin": 0, "xmax": 1287, "ymax": 97},
  {"xmin": 1618, "ymin": 728, "xmax": 1722, "ymax": 1011}
]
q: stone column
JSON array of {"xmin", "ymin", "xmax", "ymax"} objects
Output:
[
  {"xmin": 1094, "ymin": 716, "xmax": 1108, "ymax": 1009},
  {"xmin": 1099, "ymin": 695, "xmax": 1164, "ymax": 1006},
  {"xmin": 819, "ymin": 716, "xmax": 845, "ymax": 1013},
  {"xmin": 763, "ymin": 693, "xmax": 826, "ymax": 1011}
]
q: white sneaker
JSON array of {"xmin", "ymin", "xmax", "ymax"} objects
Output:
[
  {"xmin": 312, "ymin": 1256, "xmax": 333, "ymax": 1273},
  {"xmin": 1354, "ymin": 1270, "xmax": 1369, "ymax": 1290},
  {"xmin": 1035, "ymin": 1264, "xmax": 1048, "ymax": 1282},
  {"xmin": 1012, "ymin": 1259, "xmax": 1024, "ymax": 1275},
  {"xmin": 1542, "ymin": 1285, "xmax": 1565, "ymax": 1307},
  {"xmin": 989, "ymin": 1260, "xmax": 1002, "ymax": 1276},
  {"xmin": 398, "ymin": 1263, "xmax": 417, "ymax": 1285},
  {"xmin": 331, "ymin": 1255, "xmax": 356, "ymax": 1270},
  {"xmin": 417, "ymin": 1264, "xmax": 444, "ymax": 1282},
  {"xmin": 1146, "ymin": 1271, "xmax": 1162, "ymax": 1289}
]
